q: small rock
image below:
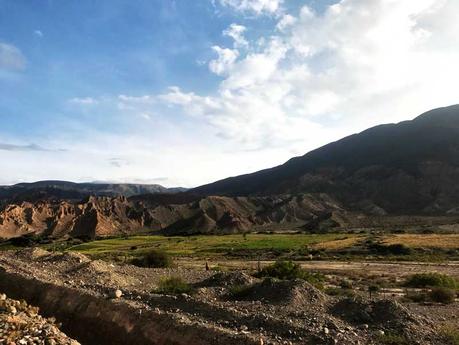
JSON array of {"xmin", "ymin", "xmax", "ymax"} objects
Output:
[
  {"xmin": 114, "ymin": 289, "xmax": 123, "ymax": 299},
  {"xmin": 323, "ymin": 327, "xmax": 330, "ymax": 335}
]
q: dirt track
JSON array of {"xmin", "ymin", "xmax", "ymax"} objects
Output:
[{"xmin": 176, "ymin": 258, "xmax": 459, "ymax": 277}]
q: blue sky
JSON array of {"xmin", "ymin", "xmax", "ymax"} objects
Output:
[{"xmin": 1, "ymin": 0, "xmax": 458, "ymax": 187}]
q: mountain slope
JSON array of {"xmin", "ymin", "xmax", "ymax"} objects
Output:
[{"xmin": 192, "ymin": 105, "xmax": 459, "ymax": 214}]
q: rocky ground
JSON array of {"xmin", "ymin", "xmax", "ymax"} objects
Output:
[
  {"xmin": 0, "ymin": 248, "xmax": 456, "ymax": 345},
  {"xmin": 0, "ymin": 292, "xmax": 80, "ymax": 345}
]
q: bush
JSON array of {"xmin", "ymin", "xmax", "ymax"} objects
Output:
[
  {"xmin": 156, "ymin": 277, "xmax": 191, "ymax": 295},
  {"xmin": 131, "ymin": 249, "xmax": 172, "ymax": 268},
  {"xmin": 325, "ymin": 287, "xmax": 355, "ymax": 298},
  {"xmin": 376, "ymin": 332, "xmax": 410, "ymax": 345},
  {"xmin": 429, "ymin": 287, "xmax": 456, "ymax": 304},
  {"xmin": 404, "ymin": 273, "xmax": 458, "ymax": 289},
  {"xmin": 256, "ymin": 260, "xmax": 324, "ymax": 287},
  {"xmin": 228, "ymin": 284, "xmax": 253, "ymax": 299},
  {"xmin": 404, "ymin": 291, "xmax": 428, "ymax": 303},
  {"xmin": 439, "ymin": 325, "xmax": 459, "ymax": 345},
  {"xmin": 369, "ymin": 243, "xmax": 411, "ymax": 256}
]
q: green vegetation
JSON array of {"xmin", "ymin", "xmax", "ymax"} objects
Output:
[
  {"xmin": 131, "ymin": 249, "xmax": 172, "ymax": 268},
  {"xmin": 439, "ymin": 325, "xmax": 459, "ymax": 345},
  {"xmin": 66, "ymin": 233, "xmax": 355, "ymax": 259},
  {"xmin": 155, "ymin": 276, "xmax": 192, "ymax": 295},
  {"xmin": 325, "ymin": 287, "xmax": 355, "ymax": 298},
  {"xmin": 428, "ymin": 287, "xmax": 456, "ymax": 304},
  {"xmin": 404, "ymin": 273, "xmax": 458, "ymax": 289},
  {"xmin": 228, "ymin": 284, "xmax": 253, "ymax": 299},
  {"xmin": 256, "ymin": 260, "xmax": 324, "ymax": 287},
  {"xmin": 375, "ymin": 332, "xmax": 410, "ymax": 345}
]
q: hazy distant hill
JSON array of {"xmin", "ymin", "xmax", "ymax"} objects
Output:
[
  {"xmin": 0, "ymin": 180, "xmax": 186, "ymax": 203},
  {"xmin": 193, "ymin": 105, "xmax": 459, "ymax": 214}
]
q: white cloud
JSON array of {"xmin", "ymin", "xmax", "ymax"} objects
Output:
[
  {"xmin": 217, "ymin": 0, "xmax": 283, "ymax": 15},
  {"xmin": 0, "ymin": 42, "xmax": 26, "ymax": 71},
  {"xmin": 223, "ymin": 24, "xmax": 248, "ymax": 48},
  {"xmin": 69, "ymin": 97, "xmax": 98, "ymax": 105},
  {"xmin": 34, "ymin": 30, "xmax": 43, "ymax": 38},
  {"xmin": 208, "ymin": 46, "xmax": 239, "ymax": 76}
]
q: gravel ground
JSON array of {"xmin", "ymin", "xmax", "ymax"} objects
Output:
[
  {"xmin": 0, "ymin": 248, "xmax": 455, "ymax": 345},
  {"xmin": 0, "ymin": 292, "xmax": 80, "ymax": 345}
]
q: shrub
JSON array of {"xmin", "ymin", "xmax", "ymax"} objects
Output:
[
  {"xmin": 404, "ymin": 291, "xmax": 428, "ymax": 303},
  {"xmin": 404, "ymin": 273, "xmax": 458, "ymax": 289},
  {"xmin": 156, "ymin": 277, "xmax": 191, "ymax": 295},
  {"xmin": 375, "ymin": 332, "xmax": 410, "ymax": 345},
  {"xmin": 340, "ymin": 279, "xmax": 353, "ymax": 289},
  {"xmin": 228, "ymin": 284, "xmax": 253, "ymax": 299},
  {"xmin": 428, "ymin": 287, "xmax": 456, "ymax": 304},
  {"xmin": 325, "ymin": 287, "xmax": 355, "ymax": 298},
  {"xmin": 439, "ymin": 325, "xmax": 459, "ymax": 345},
  {"xmin": 368, "ymin": 284, "xmax": 380, "ymax": 299},
  {"xmin": 256, "ymin": 260, "xmax": 324, "ymax": 287},
  {"xmin": 369, "ymin": 243, "xmax": 411, "ymax": 256},
  {"xmin": 131, "ymin": 249, "xmax": 172, "ymax": 268}
]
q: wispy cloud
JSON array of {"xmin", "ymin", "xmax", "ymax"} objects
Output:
[
  {"xmin": 68, "ymin": 97, "xmax": 98, "ymax": 105},
  {"xmin": 0, "ymin": 42, "xmax": 26, "ymax": 71},
  {"xmin": 0, "ymin": 143, "xmax": 49, "ymax": 152},
  {"xmin": 34, "ymin": 30, "xmax": 43, "ymax": 38}
]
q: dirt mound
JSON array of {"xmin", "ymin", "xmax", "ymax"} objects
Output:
[
  {"xmin": 45, "ymin": 251, "xmax": 91, "ymax": 265},
  {"xmin": 331, "ymin": 297, "xmax": 436, "ymax": 342},
  {"xmin": 199, "ymin": 271, "xmax": 256, "ymax": 287},
  {"xmin": 14, "ymin": 247, "xmax": 51, "ymax": 261},
  {"xmin": 232, "ymin": 278, "xmax": 327, "ymax": 308}
]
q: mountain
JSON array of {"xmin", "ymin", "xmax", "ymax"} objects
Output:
[
  {"xmin": 0, "ymin": 194, "xmax": 354, "ymax": 239},
  {"xmin": 192, "ymin": 105, "xmax": 459, "ymax": 214},
  {"xmin": 0, "ymin": 180, "xmax": 186, "ymax": 204}
]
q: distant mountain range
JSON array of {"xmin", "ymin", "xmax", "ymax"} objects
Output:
[
  {"xmin": 192, "ymin": 105, "xmax": 459, "ymax": 215},
  {"xmin": 0, "ymin": 180, "xmax": 186, "ymax": 204}
]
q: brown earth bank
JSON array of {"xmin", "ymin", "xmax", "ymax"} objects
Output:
[
  {"xmin": 2, "ymin": 193, "xmax": 459, "ymax": 241},
  {"xmin": 0, "ymin": 249, "xmax": 457, "ymax": 345}
]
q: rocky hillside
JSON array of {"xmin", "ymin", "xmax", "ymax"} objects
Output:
[
  {"xmin": 0, "ymin": 194, "xmax": 353, "ymax": 239},
  {"xmin": 192, "ymin": 105, "xmax": 459, "ymax": 215}
]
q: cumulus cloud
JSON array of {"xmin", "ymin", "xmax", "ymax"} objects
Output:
[
  {"xmin": 208, "ymin": 46, "xmax": 239, "ymax": 75},
  {"xmin": 0, "ymin": 42, "xmax": 26, "ymax": 71},
  {"xmin": 156, "ymin": 0, "xmax": 459, "ymax": 152},
  {"xmin": 217, "ymin": 0, "xmax": 283, "ymax": 15},
  {"xmin": 223, "ymin": 24, "xmax": 248, "ymax": 48}
]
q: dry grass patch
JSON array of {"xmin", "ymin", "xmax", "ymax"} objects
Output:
[
  {"xmin": 382, "ymin": 234, "xmax": 459, "ymax": 249},
  {"xmin": 311, "ymin": 236, "xmax": 361, "ymax": 250}
]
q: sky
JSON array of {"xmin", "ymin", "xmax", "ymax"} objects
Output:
[{"xmin": 0, "ymin": 0, "xmax": 458, "ymax": 187}]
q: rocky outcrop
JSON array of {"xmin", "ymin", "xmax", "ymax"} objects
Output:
[{"xmin": 0, "ymin": 194, "xmax": 352, "ymax": 239}]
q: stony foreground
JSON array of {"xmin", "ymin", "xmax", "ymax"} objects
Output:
[
  {"xmin": 0, "ymin": 249, "xmax": 456, "ymax": 345},
  {"xmin": 0, "ymin": 293, "xmax": 79, "ymax": 345}
]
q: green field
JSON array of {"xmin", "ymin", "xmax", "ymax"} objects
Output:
[{"xmin": 67, "ymin": 233, "xmax": 358, "ymax": 259}]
